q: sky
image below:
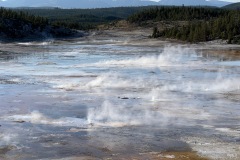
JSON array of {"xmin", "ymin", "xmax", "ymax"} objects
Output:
[
  {"xmin": 211, "ymin": 0, "xmax": 237, "ymax": 1},
  {"xmin": 0, "ymin": 0, "xmax": 239, "ymax": 1},
  {"xmin": 0, "ymin": 0, "xmax": 238, "ymax": 8},
  {"xmin": 150, "ymin": 0, "xmax": 239, "ymax": 1},
  {"xmin": 216, "ymin": 0, "xmax": 239, "ymax": 1}
]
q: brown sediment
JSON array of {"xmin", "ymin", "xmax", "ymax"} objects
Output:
[
  {"xmin": 0, "ymin": 146, "xmax": 14, "ymax": 160},
  {"xmin": 0, "ymin": 146, "xmax": 13, "ymax": 155},
  {"xmin": 98, "ymin": 147, "xmax": 112, "ymax": 153},
  {"xmin": 156, "ymin": 151, "xmax": 209, "ymax": 160},
  {"xmin": 104, "ymin": 151, "xmax": 209, "ymax": 160},
  {"xmin": 203, "ymin": 49, "xmax": 240, "ymax": 59},
  {"xmin": 42, "ymin": 152, "xmax": 209, "ymax": 160}
]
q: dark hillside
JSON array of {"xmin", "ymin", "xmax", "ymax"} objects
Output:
[
  {"xmin": 0, "ymin": 7, "xmax": 81, "ymax": 41},
  {"xmin": 128, "ymin": 7, "xmax": 228, "ymax": 23},
  {"xmin": 16, "ymin": 6, "xmax": 156, "ymax": 30},
  {"xmin": 128, "ymin": 6, "xmax": 240, "ymax": 44},
  {"xmin": 223, "ymin": 2, "xmax": 240, "ymax": 10}
]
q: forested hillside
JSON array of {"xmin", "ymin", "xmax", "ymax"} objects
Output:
[
  {"xmin": 17, "ymin": 7, "xmax": 152, "ymax": 30},
  {"xmin": 2, "ymin": 6, "xmax": 240, "ymax": 43},
  {"xmin": 157, "ymin": 12, "xmax": 240, "ymax": 43},
  {"xmin": 128, "ymin": 7, "xmax": 240, "ymax": 44},
  {"xmin": 0, "ymin": 7, "xmax": 80, "ymax": 41},
  {"xmin": 223, "ymin": 2, "xmax": 240, "ymax": 10},
  {"xmin": 128, "ymin": 7, "xmax": 228, "ymax": 22}
]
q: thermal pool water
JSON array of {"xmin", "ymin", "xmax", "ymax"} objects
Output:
[{"xmin": 0, "ymin": 38, "xmax": 239, "ymax": 160}]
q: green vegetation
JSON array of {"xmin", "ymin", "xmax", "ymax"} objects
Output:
[
  {"xmin": 223, "ymin": 2, "xmax": 240, "ymax": 10},
  {"xmin": 2, "ymin": 5, "xmax": 240, "ymax": 43},
  {"xmin": 17, "ymin": 6, "xmax": 154, "ymax": 30},
  {"xmin": 0, "ymin": 7, "xmax": 48, "ymax": 39},
  {"xmin": 128, "ymin": 7, "xmax": 228, "ymax": 22},
  {"xmin": 0, "ymin": 7, "xmax": 79, "ymax": 41},
  {"xmin": 0, "ymin": 7, "xmax": 49, "ymax": 30},
  {"xmin": 159, "ymin": 12, "xmax": 240, "ymax": 43},
  {"xmin": 0, "ymin": 6, "xmax": 156, "ymax": 41},
  {"xmin": 128, "ymin": 7, "xmax": 240, "ymax": 44}
]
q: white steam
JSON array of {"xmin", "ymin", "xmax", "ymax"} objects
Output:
[
  {"xmin": 87, "ymin": 99, "xmax": 212, "ymax": 127},
  {"xmin": 85, "ymin": 73, "xmax": 142, "ymax": 89},
  {"xmin": 7, "ymin": 46, "xmax": 238, "ymax": 129},
  {"xmin": 0, "ymin": 134, "xmax": 18, "ymax": 147},
  {"xmin": 159, "ymin": 78, "xmax": 240, "ymax": 93},
  {"xmin": 93, "ymin": 46, "xmax": 197, "ymax": 68},
  {"xmin": 5, "ymin": 111, "xmax": 88, "ymax": 127}
]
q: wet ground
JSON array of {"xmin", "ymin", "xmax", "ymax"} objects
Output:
[{"xmin": 0, "ymin": 34, "xmax": 240, "ymax": 160}]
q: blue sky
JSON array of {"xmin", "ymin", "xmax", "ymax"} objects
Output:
[
  {"xmin": 0, "ymin": 0, "xmax": 238, "ymax": 8},
  {"xmin": 0, "ymin": 0, "xmax": 239, "ymax": 1},
  {"xmin": 0, "ymin": 0, "xmax": 239, "ymax": 2},
  {"xmin": 224, "ymin": 0, "xmax": 239, "ymax": 2},
  {"xmin": 151, "ymin": 0, "xmax": 239, "ymax": 1},
  {"xmin": 217, "ymin": 0, "xmax": 239, "ymax": 1},
  {"xmin": 211, "ymin": 0, "xmax": 239, "ymax": 2}
]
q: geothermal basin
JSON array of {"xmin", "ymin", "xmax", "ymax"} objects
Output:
[{"xmin": 0, "ymin": 34, "xmax": 240, "ymax": 160}]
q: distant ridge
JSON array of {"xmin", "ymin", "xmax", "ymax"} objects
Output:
[
  {"xmin": 223, "ymin": 2, "xmax": 240, "ymax": 9},
  {"xmin": 0, "ymin": 0, "xmax": 233, "ymax": 8},
  {"xmin": 15, "ymin": 7, "xmax": 58, "ymax": 10},
  {"xmin": 207, "ymin": 0, "xmax": 231, "ymax": 7},
  {"xmin": 158, "ymin": 0, "xmax": 231, "ymax": 7}
]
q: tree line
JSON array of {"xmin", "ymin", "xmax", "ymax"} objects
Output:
[
  {"xmin": 0, "ymin": 7, "xmax": 49, "ymax": 29},
  {"xmin": 0, "ymin": 7, "xmax": 78, "ymax": 40},
  {"xmin": 154, "ymin": 11, "xmax": 240, "ymax": 43},
  {"xmin": 17, "ymin": 6, "xmax": 153, "ymax": 30},
  {"xmin": 128, "ymin": 6, "xmax": 228, "ymax": 22},
  {"xmin": 128, "ymin": 6, "xmax": 240, "ymax": 44}
]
